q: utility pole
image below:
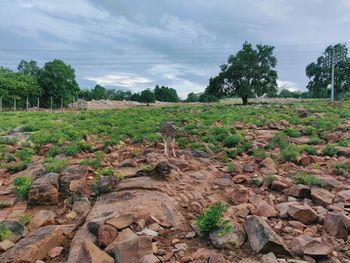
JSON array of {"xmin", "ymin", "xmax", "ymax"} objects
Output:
[{"xmin": 324, "ymin": 44, "xmax": 347, "ymax": 101}]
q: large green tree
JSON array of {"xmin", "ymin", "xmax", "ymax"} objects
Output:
[
  {"xmin": 306, "ymin": 43, "xmax": 350, "ymax": 98},
  {"xmin": 38, "ymin": 59, "xmax": 79, "ymax": 107},
  {"xmin": 206, "ymin": 42, "xmax": 278, "ymax": 105},
  {"xmin": 139, "ymin": 89, "xmax": 155, "ymax": 105},
  {"xmin": 154, "ymin": 85, "xmax": 179, "ymax": 102},
  {"xmin": 17, "ymin": 60, "xmax": 40, "ymax": 77}
]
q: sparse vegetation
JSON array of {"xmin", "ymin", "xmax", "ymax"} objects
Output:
[
  {"xmin": 290, "ymin": 171, "xmax": 323, "ymax": 187},
  {"xmin": 0, "ymin": 223, "xmax": 12, "ymax": 241},
  {"xmin": 19, "ymin": 214, "xmax": 32, "ymax": 226},
  {"xmin": 196, "ymin": 202, "xmax": 230, "ymax": 237},
  {"xmin": 282, "ymin": 145, "xmax": 300, "ymax": 162},
  {"xmin": 322, "ymin": 144, "xmax": 339, "ymax": 157},
  {"xmin": 14, "ymin": 176, "xmax": 32, "ymax": 199}
]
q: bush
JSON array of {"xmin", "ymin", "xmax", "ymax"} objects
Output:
[
  {"xmin": 227, "ymin": 149, "xmax": 238, "ymax": 158},
  {"xmin": 223, "ymin": 134, "xmax": 244, "ymax": 148},
  {"xmin": 284, "ymin": 128, "xmax": 301, "ymax": 138},
  {"xmin": 196, "ymin": 202, "xmax": 230, "ymax": 237},
  {"xmin": 290, "ymin": 172, "xmax": 323, "ymax": 187},
  {"xmin": 303, "ymin": 126, "xmax": 317, "ymax": 136},
  {"xmin": 253, "ymin": 148, "xmax": 267, "ymax": 161},
  {"xmin": 272, "ymin": 132, "xmax": 289, "ymax": 149},
  {"xmin": 334, "ymin": 163, "xmax": 350, "ymax": 175},
  {"xmin": 45, "ymin": 158, "xmax": 69, "ymax": 173},
  {"xmin": 0, "ymin": 223, "xmax": 12, "ymax": 241},
  {"xmin": 322, "ymin": 144, "xmax": 338, "ymax": 157},
  {"xmin": 19, "ymin": 214, "xmax": 32, "ymax": 226},
  {"xmin": 7, "ymin": 160, "xmax": 30, "ymax": 174},
  {"xmin": 300, "ymin": 145, "xmax": 317, "ymax": 155},
  {"xmin": 282, "ymin": 145, "xmax": 300, "ymax": 162},
  {"xmin": 309, "ymin": 136, "xmax": 321, "ymax": 145},
  {"xmin": 14, "ymin": 176, "xmax": 32, "ymax": 199}
]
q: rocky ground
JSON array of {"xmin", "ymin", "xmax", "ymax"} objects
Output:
[{"xmin": 1, "ymin": 106, "xmax": 350, "ymax": 262}]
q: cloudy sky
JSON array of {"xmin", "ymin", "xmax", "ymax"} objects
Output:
[{"xmin": 0, "ymin": 0, "xmax": 350, "ymax": 98}]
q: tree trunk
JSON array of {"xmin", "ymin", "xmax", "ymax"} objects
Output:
[{"xmin": 242, "ymin": 97, "xmax": 248, "ymax": 105}]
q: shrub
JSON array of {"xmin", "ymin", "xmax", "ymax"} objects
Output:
[
  {"xmin": 290, "ymin": 172, "xmax": 323, "ymax": 187},
  {"xmin": 272, "ymin": 132, "xmax": 289, "ymax": 149},
  {"xmin": 334, "ymin": 163, "xmax": 350, "ymax": 175},
  {"xmin": 227, "ymin": 162, "xmax": 237, "ymax": 173},
  {"xmin": 282, "ymin": 145, "xmax": 300, "ymax": 162},
  {"xmin": 19, "ymin": 214, "xmax": 32, "ymax": 226},
  {"xmin": 45, "ymin": 158, "xmax": 69, "ymax": 173},
  {"xmin": 309, "ymin": 136, "xmax": 322, "ymax": 145},
  {"xmin": 322, "ymin": 144, "xmax": 338, "ymax": 157},
  {"xmin": 7, "ymin": 160, "xmax": 30, "ymax": 174},
  {"xmin": 300, "ymin": 145, "xmax": 317, "ymax": 155},
  {"xmin": 223, "ymin": 134, "xmax": 244, "ymax": 147},
  {"xmin": 284, "ymin": 128, "xmax": 301, "ymax": 138},
  {"xmin": 227, "ymin": 149, "xmax": 238, "ymax": 158},
  {"xmin": 266, "ymin": 174, "xmax": 276, "ymax": 185},
  {"xmin": 303, "ymin": 126, "xmax": 317, "ymax": 136},
  {"xmin": 14, "ymin": 176, "xmax": 32, "ymax": 199},
  {"xmin": 0, "ymin": 223, "xmax": 12, "ymax": 241},
  {"xmin": 196, "ymin": 202, "xmax": 230, "ymax": 237},
  {"xmin": 253, "ymin": 148, "xmax": 267, "ymax": 161}
]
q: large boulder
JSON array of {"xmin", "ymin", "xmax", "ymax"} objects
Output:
[
  {"xmin": 245, "ymin": 216, "xmax": 290, "ymax": 255},
  {"xmin": 0, "ymin": 220, "xmax": 28, "ymax": 242},
  {"xmin": 28, "ymin": 173, "xmax": 59, "ymax": 205},
  {"xmin": 324, "ymin": 212, "xmax": 350, "ymax": 240},
  {"xmin": 30, "ymin": 210, "xmax": 55, "ymax": 230},
  {"xmin": 288, "ymin": 204, "xmax": 317, "ymax": 224},
  {"xmin": 0, "ymin": 225, "xmax": 64, "ymax": 263},
  {"xmin": 77, "ymin": 239, "xmax": 114, "ymax": 263},
  {"xmin": 288, "ymin": 184, "xmax": 311, "ymax": 198},
  {"xmin": 59, "ymin": 165, "xmax": 87, "ymax": 193},
  {"xmin": 148, "ymin": 161, "xmax": 173, "ymax": 180},
  {"xmin": 259, "ymin": 158, "xmax": 278, "ymax": 175},
  {"xmin": 290, "ymin": 234, "xmax": 333, "ymax": 257},
  {"xmin": 310, "ymin": 187, "xmax": 334, "ymax": 206}
]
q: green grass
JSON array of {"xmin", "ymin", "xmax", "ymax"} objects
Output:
[
  {"xmin": 282, "ymin": 145, "xmax": 300, "ymax": 162},
  {"xmin": 19, "ymin": 214, "xmax": 32, "ymax": 226},
  {"xmin": 45, "ymin": 157, "xmax": 69, "ymax": 173},
  {"xmin": 0, "ymin": 223, "xmax": 12, "ymax": 241},
  {"xmin": 322, "ymin": 144, "xmax": 339, "ymax": 157},
  {"xmin": 290, "ymin": 171, "xmax": 324, "ymax": 187}
]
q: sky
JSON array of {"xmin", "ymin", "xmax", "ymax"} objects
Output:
[{"xmin": 0, "ymin": 0, "xmax": 350, "ymax": 98}]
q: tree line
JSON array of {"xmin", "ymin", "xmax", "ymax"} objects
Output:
[{"xmin": 1, "ymin": 42, "xmax": 349, "ymax": 109}]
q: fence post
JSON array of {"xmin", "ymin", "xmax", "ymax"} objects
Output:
[
  {"xmin": 0, "ymin": 97, "xmax": 2, "ymax": 112},
  {"xmin": 37, "ymin": 97, "xmax": 40, "ymax": 109},
  {"xmin": 26, "ymin": 96, "xmax": 29, "ymax": 110},
  {"xmin": 50, "ymin": 96, "xmax": 53, "ymax": 110},
  {"xmin": 61, "ymin": 97, "xmax": 63, "ymax": 109},
  {"xmin": 14, "ymin": 98, "xmax": 16, "ymax": 111}
]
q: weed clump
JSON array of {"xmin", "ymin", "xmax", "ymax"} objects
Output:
[
  {"xmin": 223, "ymin": 134, "xmax": 244, "ymax": 148},
  {"xmin": 284, "ymin": 128, "xmax": 301, "ymax": 138},
  {"xmin": 290, "ymin": 171, "xmax": 323, "ymax": 187},
  {"xmin": 45, "ymin": 158, "xmax": 69, "ymax": 173},
  {"xmin": 14, "ymin": 176, "xmax": 32, "ymax": 199},
  {"xmin": 0, "ymin": 223, "xmax": 12, "ymax": 241},
  {"xmin": 282, "ymin": 145, "xmax": 300, "ymax": 162},
  {"xmin": 196, "ymin": 202, "xmax": 230, "ymax": 237},
  {"xmin": 322, "ymin": 144, "xmax": 339, "ymax": 157},
  {"xmin": 19, "ymin": 214, "xmax": 32, "ymax": 226}
]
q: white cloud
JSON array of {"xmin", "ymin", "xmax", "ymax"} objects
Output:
[
  {"xmin": 277, "ymin": 80, "xmax": 301, "ymax": 92},
  {"xmin": 86, "ymin": 73, "xmax": 151, "ymax": 88}
]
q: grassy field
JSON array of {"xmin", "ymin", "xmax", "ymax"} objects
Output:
[{"xmin": 0, "ymin": 100, "xmax": 349, "ymax": 173}]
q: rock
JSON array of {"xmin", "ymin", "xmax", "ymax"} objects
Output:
[
  {"xmin": 311, "ymin": 187, "xmax": 334, "ymax": 206},
  {"xmin": 275, "ymin": 202, "xmax": 293, "ymax": 218},
  {"xmin": 209, "ymin": 220, "xmax": 245, "ymax": 248},
  {"xmin": 0, "ymin": 240, "xmax": 14, "ymax": 252},
  {"xmin": 139, "ymin": 254, "xmax": 160, "ymax": 263},
  {"xmin": 31, "ymin": 210, "xmax": 55, "ymax": 229},
  {"xmin": 245, "ymin": 216, "xmax": 290, "ymax": 255},
  {"xmin": 106, "ymin": 214, "xmax": 134, "ymax": 230},
  {"xmin": 271, "ymin": 180, "xmax": 288, "ymax": 191},
  {"xmin": 337, "ymin": 190, "xmax": 350, "ymax": 202},
  {"xmin": 87, "ymin": 218, "xmax": 106, "ymax": 236},
  {"xmin": 327, "ymin": 131, "xmax": 348, "ymax": 143},
  {"xmin": 98, "ymin": 224, "xmax": 118, "ymax": 247},
  {"xmin": 243, "ymin": 163, "xmax": 255, "ymax": 173},
  {"xmin": 48, "ymin": 246, "xmax": 64, "ymax": 258},
  {"xmin": 149, "ymin": 161, "xmax": 172, "ymax": 180},
  {"xmin": 115, "ymin": 236, "xmax": 153, "ymax": 263},
  {"xmin": 232, "ymin": 174, "xmax": 247, "ymax": 183},
  {"xmin": 60, "ymin": 165, "xmax": 87, "ymax": 193},
  {"xmin": 77, "ymin": 239, "xmax": 114, "ymax": 263},
  {"xmin": 324, "ymin": 212, "xmax": 350, "ymax": 240},
  {"xmin": 0, "ymin": 225, "xmax": 64, "ymax": 263},
  {"xmin": 261, "ymin": 252, "xmax": 278, "ymax": 263},
  {"xmin": 28, "ymin": 173, "xmax": 59, "ymax": 205},
  {"xmin": 288, "ymin": 185, "xmax": 311, "ymax": 198},
  {"xmin": 260, "ymin": 158, "xmax": 278, "ymax": 175},
  {"xmin": 95, "ymin": 176, "xmax": 119, "ymax": 195},
  {"xmin": 227, "ymin": 185, "xmax": 249, "ymax": 205},
  {"xmin": 1, "ymin": 220, "xmax": 28, "ymax": 242},
  {"xmin": 72, "ymin": 197, "xmax": 91, "ymax": 214},
  {"xmin": 290, "ymin": 234, "xmax": 333, "ymax": 256},
  {"xmin": 297, "ymin": 107, "xmax": 309, "ymax": 118},
  {"xmin": 185, "ymin": 231, "xmax": 196, "ymax": 239},
  {"xmin": 192, "ymin": 248, "xmax": 211, "ymax": 260},
  {"xmin": 208, "ymin": 252, "xmax": 225, "ymax": 263},
  {"xmin": 256, "ymin": 200, "xmax": 279, "ymax": 218},
  {"xmin": 288, "ymin": 204, "xmax": 318, "ymax": 224},
  {"xmin": 104, "ymin": 228, "xmax": 137, "ymax": 256},
  {"xmin": 66, "ymin": 211, "xmax": 78, "ymax": 220}
]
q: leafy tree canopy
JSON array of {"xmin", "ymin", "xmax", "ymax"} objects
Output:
[
  {"xmin": 154, "ymin": 85, "xmax": 179, "ymax": 102},
  {"xmin": 206, "ymin": 42, "xmax": 278, "ymax": 104},
  {"xmin": 139, "ymin": 89, "xmax": 155, "ymax": 105},
  {"xmin": 17, "ymin": 60, "xmax": 40, "ymax": 77}
]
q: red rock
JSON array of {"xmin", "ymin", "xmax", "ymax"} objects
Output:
[
  {"xmin": 337, "ymin": 190, "xmax": 350, "ymax": 202},
  {"xmin": 288, "ymin": 184, "xmax": 311, "ymax": 198},
  {"xmin": 104, "ymin": 228, "xmax": 137, "ymax": 256},
  {"xmin": 48, "ymin": 246, "xmax": 64, "ymax": 258},
  {"xmin": 115, "ymin": 236, "xmax": 153, "ymax": 263},
  {"xmin": 290, "ymin": 234, "xmax": 333, "ymax": 256},
  {"xmin": 106, "ymin": 214, "xmax": 134, "ymax": 230},
  {"xmin": 324, "ymin": 212, "xmax": 350, "ymax": 240},
  {"xmin": 259, "ymin": 157, "xmax": 278, "ymax": 175},
  {"xmin": 30, "ymin": 210, "xmax": 55, "ymax": 230},
  {"xmin": 271, "ymin": 180, "xmax": 288, "ymax": 191},
  {"xmin": 327, "ymin": 131, "xmax": 348, "ymax": 143},
  {"xmin": 288, "ymin": 204, "xmax": 317, "ymax": 224},
  {"xmin": 139, "ymin": 254, "xmax": 160, "ymax": 263},
  {"xmin": 98, "ymin": 224, "xmax": 118, "ymax": 247},
  {"xmin": 256, "ymin": 201, "xmax": 278, "ymax": 218},
  {"xmin": 300, "ymin": 155, "xmax": 311, "ymax": 166},
  {"xmin": 0, "ymin": 225, "xmax": 64, "ymax": 263},
  {"xmin": 227, "ymin": 185, "xmax": 249, "ymax": 205},
  {"xmin": 209, "ymin": 252, "xmax": 225, "ymax": 263},
  {"xmin": 232, "ymin": 175, "xmax": 247, "ymax": 183},
  {"xmin": 77, "ymin": 239, "xmax": 114, "ymax": 263},
  {"xmin": 192, "ymin": 248, "xmax": 211, "ymax": 260},
  {"xmin": 28, "ymin": 173, "xmax": 59, "ymax": 205},
  {"xmin": 311, "ymin": 187, "xmax": 334, "ymax": 206}
]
